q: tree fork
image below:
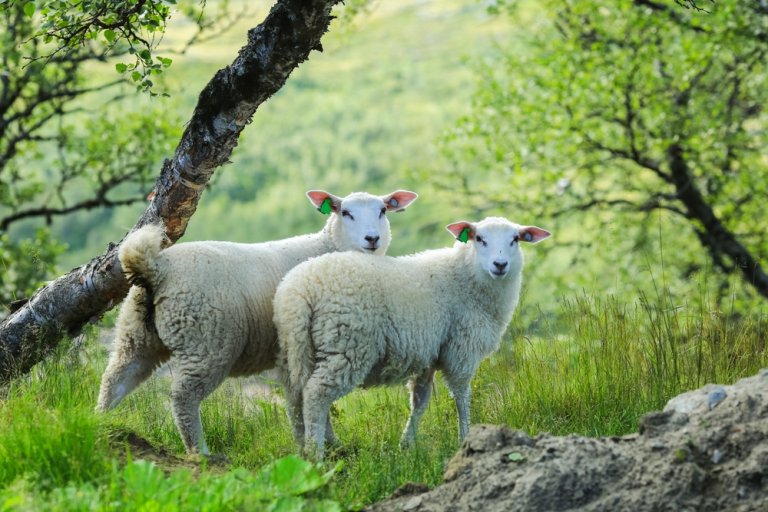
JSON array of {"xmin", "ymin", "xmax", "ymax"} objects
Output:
[{"xmin": 0, "ymin": 0, "xmax": 341, "ymax": 382}]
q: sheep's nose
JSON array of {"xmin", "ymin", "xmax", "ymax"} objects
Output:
[
  {"xmin": 365, "ymin": 235, "xmax": 380, "ymax": 246},
  {"xmin": 493, "ymin": 260, "xmax": 508, "ymax": 272}
]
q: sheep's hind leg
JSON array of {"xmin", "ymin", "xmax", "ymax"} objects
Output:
[
  {"xmin": 284, "ymin": 385, "xmax": 305, "ymax": 447},
  {"xmin": 284, "ymin": 387, "xmax": 339, "ymax": 449},
  {"xmin": 170, "ymin": 362, "xmax": 230, "ymax": 456},
  {"xmin": 96, "ymin": 288, "xmax": 167, "ymax": 411},
  {"xmin": 97, "ymin": 352, "xmax": 161, "ymax": 411},
  {"xmin": 302, "ymin": 374, "xmax": 354, "ymax": 460},
  {"xmin": 400, "ymin": 368, "xmax": 436, "ymax": 447}
]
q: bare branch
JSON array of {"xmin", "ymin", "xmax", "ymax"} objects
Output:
[
  {"xmin": 633, "ymin": 0, "xmax": 710, "ymax": 31},
  {"xmin": 0, "ymin": 196, "xmax": 147, "ymax": 231},
  {"xmin": 583, "ymin": 135, "xmax": 670, "ymax": 182}
]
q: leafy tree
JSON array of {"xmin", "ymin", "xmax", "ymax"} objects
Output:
[
  {"xmin": 0, "ymin": 0, "xmax": 236, "ymax": 307},
  {"xmin": 441, "ymin": 0, "xmax": 767, "ymax": 301},
  {"xmin": 0, "ymin": 0, "xmax": 341, "ymax": 381}
]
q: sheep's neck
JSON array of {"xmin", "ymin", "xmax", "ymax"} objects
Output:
[
  {"xmin": 265, "ymin": 231, "xmax": 335, "ymax": 273},
  {"xmin": 452, "ymin": 249, "xmax": 523, "ymax": 327}
]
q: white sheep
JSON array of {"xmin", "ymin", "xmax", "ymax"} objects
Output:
[
  {"xmin": 96, "ymin": 189, "xmax": 418, "ymax": 456},
  {"xmin": 273, "ymin": 216, "xmax": 550, "ymax": 459}
]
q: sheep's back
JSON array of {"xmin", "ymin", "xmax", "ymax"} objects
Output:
[
  {"xmin": 150, "ymin": 242, "xmax": 292, "ymax": 364},
  {"xmin": 277, "ymin": 251, "xmax": 454, "ymax": 385}
]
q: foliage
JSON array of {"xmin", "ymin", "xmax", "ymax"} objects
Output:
[
  {"xmin": 0, "ymin": 0, "xmax": 223, "ymax": 304},
  {"xmin": 0, "ymin": 456, "xmax": 342, "ymax": 511},
  {"xmin": 0, "ymin": 229, "xmax": 65, "ymax": 309},
  {"xmin": 440, "ymin": 0, "xmax": 768, "ymax": 302},
  {"xmin": 7, "ymin": 0, "xmax": 176, "ymax": 92}
]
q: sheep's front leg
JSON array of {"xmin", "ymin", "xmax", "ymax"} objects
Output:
[
  {"xmin": 401, "ymin": 368, "xmax": 436, "ymax": 447},
  {"xmin": 453, "ymin": 384, "xmax": 471, "ymax": 441},
  {"xmin": 444, "ymin": 372, "xmax": 474, "ymax": 442}
]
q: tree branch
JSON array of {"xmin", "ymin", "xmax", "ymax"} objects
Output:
[
  {"xmin": 0, "ymin": 196, "xmax": 147, "ymax": 231},
  {"xmin": 666, "ymin": 143, "xmax": 768, "ymax": 299},
  {"xmin": 0, "ymin": 0, "xmax": 341, "ymax": 382},
  {"xmin": 583, "ymin": 135, "xmax": 670, "ymax": 182}
]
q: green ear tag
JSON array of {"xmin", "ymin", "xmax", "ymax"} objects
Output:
[
  {"xmin": 318, "ymin": 197, "xmax": 332, "ymax": 215},
  {"xmin": 458, "ymin": 227, "xmax": 470, "ymax": 243}
]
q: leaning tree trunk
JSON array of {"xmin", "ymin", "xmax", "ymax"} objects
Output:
[{"xmin": 0, "ymin": 0, "xmax": 341, "ymax": 383}]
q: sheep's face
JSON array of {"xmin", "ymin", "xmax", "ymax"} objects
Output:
[
  {"xmin": 307, "ymin": 190, "xmax": 418, "ymax": 255},
  {"xmin": 447, "ymin": 217, "xmax": 551, "ymax": 280}
]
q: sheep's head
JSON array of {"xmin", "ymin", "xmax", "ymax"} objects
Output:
[
  {"xmin": 308, "ymin": 189, "xmax": 418, "ymax": 255},
  {"xmin": 446, "ymin": 217, "xmax": 550, "ymax": 279}
]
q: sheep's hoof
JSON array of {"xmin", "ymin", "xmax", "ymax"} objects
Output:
[
  {"xmin": 325, "ymin": 443, "xmax": 358, "ymax": 461},
  {"xmin": 205, "ymin": 453, "xmax": 231, "ymax": 466},
  {"xmin": 190, "ymin": 452, "xmax": 231, "ymax": 466}
]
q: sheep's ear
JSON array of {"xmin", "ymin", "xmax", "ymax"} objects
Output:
[
  {"xmin": 518, "ymin": 226, "xmax": 551, "ymax": 244},
  {"xmin": 382, "ymin": 190, "xmax": 418, "ymax": 212},
  {"xmin": 307, "ymin": 190, "xmax": 341, "ymax": 215},
  {"xmin": 446, "ymin": 221, "xmax": 475, "ymax": 243}
]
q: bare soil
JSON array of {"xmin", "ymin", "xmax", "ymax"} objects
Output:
[
  {"xmin": 108, "ymin": 429, "xmax": 230, "ymax": 475},
  {"xmin": 369, "ymin": 370, "xmax": 768, "ymax": 512}
]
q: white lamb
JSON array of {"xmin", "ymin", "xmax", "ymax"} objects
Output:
[
  {"xmin": 96, "ymin": 189, "xmax": 418, "ymax": 456},
  {"xmin": 273, "ymin": 216, "xmax": 550, "ymax": 459}
]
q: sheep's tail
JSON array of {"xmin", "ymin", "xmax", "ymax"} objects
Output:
[
  {"xmin": 118, "ymin": 224, "xmax": 166, "ymax": 290},
  {"xmin": 274, "ymin": 289, "xmax": 317, "ymax": 397}
]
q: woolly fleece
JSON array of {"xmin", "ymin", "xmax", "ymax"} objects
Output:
[{"xmin": 274, "ymin": 216, "xmax": 550, "ymax": 459}]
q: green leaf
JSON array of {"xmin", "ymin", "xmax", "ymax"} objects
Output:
[
  {"xmin": 115, "ymin": 63, "xmax": 128, "ymax": 73},
  {"xmin": 23, "ymin": 2, "xmax": 35, "ymax": 17},
  {"xmin": 138, "ymin": 49, "xmax": 152, "ymax": 61},
  {"xmin": 131, "ymin": 71, "xmax": 142, "ymax": 82},
  {"xmin": 508, "ymin": 452, "xmax": 526, "ymax": 462},
  {"xmin": 104, "ymin": 29, "xmax": 116, "ymax": 43},
  {"xmin": 158, "ymin": 56, "xmax": 173, "ymax": 68}
]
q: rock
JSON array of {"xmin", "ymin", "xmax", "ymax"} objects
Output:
[{"xmin": 368, "ymin": 369, "xmax": 768, "ymax": 512}]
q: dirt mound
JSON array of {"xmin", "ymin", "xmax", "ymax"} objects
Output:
[{"xmin": 370, "ymin": 370, "xmax": 768, "ymax": 512}]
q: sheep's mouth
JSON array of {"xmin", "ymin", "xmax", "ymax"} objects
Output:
[
  {"xmin": 490, "ymin": 270, "xmax": 508, "ymax": 278},
  {"xmin": 362, "ymin": 246, "xmax": 378, "ymax": 252}
]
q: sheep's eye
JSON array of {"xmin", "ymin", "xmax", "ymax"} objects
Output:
[
  {"xmin": 342, "ymin": 209, "xmax": 354, "ymax": 220},
  {"xmin": 379, "ymin": 207, "xmax": 386, "ymax": 218},
  {"xmin": 512, "ymin": 236, "xmax": 520, "ymax": 245},
  {"xmin": 475, "ymin": 235, "xmax": 486, "ymax": 246}
]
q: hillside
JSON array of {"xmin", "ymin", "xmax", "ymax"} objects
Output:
[{"xmin": 57, "ymin": 0, "xmax": 514, "ymax": 268}]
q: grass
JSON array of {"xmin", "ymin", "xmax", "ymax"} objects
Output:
[{"xmin": 1, "ymin": 288, "xmax": 766, "ymax": 509}]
